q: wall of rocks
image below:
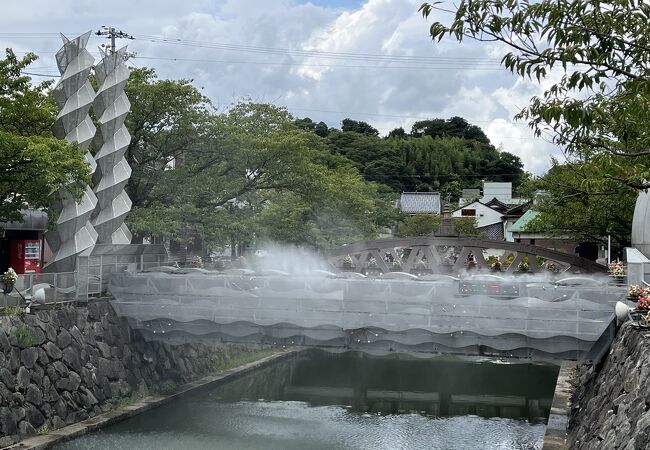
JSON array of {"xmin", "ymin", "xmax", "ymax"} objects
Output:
[
  {"xmin": 0, "ymin": 300, "xmax": 260, "ymax": 447},
  {"xmin": 569, "ymin": 322, "xmax": 650, "ymax": 449}
]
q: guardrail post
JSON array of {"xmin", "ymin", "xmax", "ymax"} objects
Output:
[{"xmin": 98, "ymin": 255, "xmax": 103, "ymax": 297}]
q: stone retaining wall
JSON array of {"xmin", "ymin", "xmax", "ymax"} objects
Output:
[
  {"xmin": 569, "ymin": 322, "xmax": 650, "ymax": 449},
  {"xmin": 0, "ymin": 300, "xmax": 259, "ymax": 447}
]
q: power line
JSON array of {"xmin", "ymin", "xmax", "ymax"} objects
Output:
[
  {"xmin": 20, "ymin": 71, "xmax": 58, "ymax": 77},
  {"xmin": 7, "ymin": 51, "xmax": 524, "ymax": 71},
  {"xmin": 95, "ymin": 26, "xmax": 134, "ymax": 53},
  {"xmin": 132, "ymin": 33, "xmax": 504, "ymax": 65},
  {"xmin": 0, "ymin": 32, "xmax": 95, "ymax": 37},
  {"xmin": 132, "ymin": 55, "xmax": 506, "ymax": 71}
]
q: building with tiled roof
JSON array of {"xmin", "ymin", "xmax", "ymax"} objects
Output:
[{"xmin": 398, "ymin": 192, "xmax": 441, "ymax": 215}]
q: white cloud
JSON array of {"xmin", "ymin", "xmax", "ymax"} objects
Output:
[
  {"xmin": 0, "ymin": 0, "xmax": 563, "ymax": 175},
  {"xmin": 486, "ymin": 119, "xmax": 561, "ymax": 175}
]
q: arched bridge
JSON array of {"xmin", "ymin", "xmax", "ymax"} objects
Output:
[{"xmin": 329, "ymin": 237, "xmax": 606, "ymax": 274}]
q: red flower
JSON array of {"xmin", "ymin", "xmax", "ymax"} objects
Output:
[{"xmin": 637, "ymin": 296, "xmax": 650, "ymax": 310}]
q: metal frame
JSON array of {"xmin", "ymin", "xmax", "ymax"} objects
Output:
[
  {"xmin": 91, "ymin": 46, "xmax": 133, "ymax": 244},
  {"xmin": 44, "ymin": 31, "xmax": 98, "ymax": 273},
  {"xmin": 331, "ymin": 237, "xmax": 607, "ymax": 274}
]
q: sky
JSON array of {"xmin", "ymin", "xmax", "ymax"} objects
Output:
[{"xmin": 0, "ymin": 0, "xmax": 564, "ymax": 175}]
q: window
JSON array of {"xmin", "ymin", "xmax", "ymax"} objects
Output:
[
  {"xmin": 530, "ymin": 239, "xmax": 536, "ymax": 245},
  {"xmin": 461, "ymin": 209, "xmax": 476, "ymax": 217}
]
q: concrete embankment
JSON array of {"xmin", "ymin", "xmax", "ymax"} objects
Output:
[
  {"xmin": 569, "ymin": 322, "xmax": 650, "ymax": 449},
  {"xmin": 0, "ymin": 300, "xmax": 270, "ymax": 447}
]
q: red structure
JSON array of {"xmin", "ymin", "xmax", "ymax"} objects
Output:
[
  {"xmin": 0, "ymin": 210, "xmax": 48, "ymax": 274},
  {"xmin": 9, "ymin": 239, "xmax": 41, "ymax": 274}
]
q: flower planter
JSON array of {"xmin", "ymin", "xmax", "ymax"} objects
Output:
[{"xmin": 2, "ymin": 283, "xmax": 13, "ymax": 294}]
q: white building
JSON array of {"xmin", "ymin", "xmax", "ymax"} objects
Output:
[
  {"xmin": 453, "ymin": 182, "xmax": 529, "ymax": 241},
  {"xmin": 452, "ymin": 199, "xmax": 506, "ymax": 240}
]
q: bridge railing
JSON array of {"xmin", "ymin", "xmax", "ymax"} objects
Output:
[
  {"xmin": 2, "ymin": 272, "xmax": 77, "ymax": 308},
  {"xmin": 331, "ymin": 237, "xmax": 607, "ymax": 275}
]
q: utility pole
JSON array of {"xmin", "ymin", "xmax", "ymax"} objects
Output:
[{"xmin": 95, "ymin": 26, "xmax": 134, "ymax": 53}]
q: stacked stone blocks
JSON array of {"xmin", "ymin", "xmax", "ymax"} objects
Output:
[{"xmin": 0, "ymin": 302, "xmax": 251, "ymax": 447}]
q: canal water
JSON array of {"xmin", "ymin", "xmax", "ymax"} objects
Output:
[{"xmin": 55, "ymin": 350, "xmax": 559, "ymax": 450}]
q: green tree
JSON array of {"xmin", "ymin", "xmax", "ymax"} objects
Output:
[
  {"xmin": 129, "ymin": 102, "xmax": 398, "ymax": 253},
  {"xmin": 398, "ymin": 214, "xmax": 440, "ymax": 237},
  {"xmin": 341, "ymin": 118, "xmax": 379, "ymax": 136},
  {"xmin": 528, "ymin": 160, "xmax": 635, "ymax": 253},
  {"xmin": 388, "ymin": 127, "xmax": 407, "ymax": 139},
  {"xmin": 313, "ymin": 121, "xmax": 330, "ymax": 138},
  {"xmin": 327, "ymin": 130, "xmax": 407, "ymax": 191},
  {"xmin": 420, "ymin": 0, "xmax": 650, "ymax": 190},
  {"xmin": 397, "ymin": 214, "xmax": 481, "ymax": 237},
  {"xmin": 420, "ymin": 0, "xmax": 650, "ymax": 246},
  {"xmin": 0, "ymin": 49, "xmax": 89, "ymax": 222},
  {"xmin": 411, "ymin": 116, "xmax": 490, "ymax": 144},
  {"xmin": 294, "ymin": 117, "xmax": 316, "ymax": 132},
  {"xmin": 124, "ymin": 67, "xmax": 212, "ymax": 210},
  {"xmin": 453, "ymin": 217, "xmax": 482, "ymax": 238}
]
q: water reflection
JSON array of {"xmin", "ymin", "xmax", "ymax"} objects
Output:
[
  {"xmin": 55, "ymin": 351, "xmax": 557, "ymax": 450},
  {"xmin": 212, "ymin": 350, "xmax": 557, "ymax": 421}
]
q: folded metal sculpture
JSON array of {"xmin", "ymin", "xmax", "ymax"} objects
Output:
[
  {"xmin": 91, "ymin": 46, "xmax": 133, "ymax": 244},
  {"xmin": 44, "ymin": 32, "xmax": 98, "ymax": 273}
]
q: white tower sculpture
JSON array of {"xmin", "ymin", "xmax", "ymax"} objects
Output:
[
  {"xmin": 91, "ymin": 46, "xmax": 133, "ymax": 244},
  {"xmin": 43, "ymin": 31, "xmax": 98, "ymax": 273}
]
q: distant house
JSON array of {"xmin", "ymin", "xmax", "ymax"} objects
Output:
[
  {"xmin": 510, "ymin": 210, "xmax": 601, "ymax": 260},
  {"xmin": 452, "ymin": 182, "xmax": 529, "ymax": 241},
  {"xmin": 483, "ymin": 182, "xmax": 513, "ymax": 203},
  {"xmin": 452, "ymin": 199, "xmax": 505, "ymax": 239},
  {"xmin": 502, "ymin": 202, "xmax": 530, "ymax": 242},
  {"xmin": 398, "ymin": 192, "xmax": 441, "ymax": 215}
]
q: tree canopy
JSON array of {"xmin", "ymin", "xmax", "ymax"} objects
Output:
[
  {"xmin": 411, "ymin": 116, "xmax": 489, "ymax": 143},
  {"xmin": 124, "ymin": 67, "xmax": 213, "ymax": 211},
  {"xmin": 319, "ymin": 117, "xmax": 524, "ymax": 199},
  {"xmin": 420, "ymin": 0, "xmax": 650, "ymax": 246},
  {"xmin": 397, "ymin": 214, "xmax": 481, "ymax": 238},
  {"xmin": 529, "ymin": 160, "xmax": 635, "ymax": 254},
  {"xmin": 128, "ymin": 102, "xmax": 399, "ymax": 253},
  {"xmin": 0, "ymin": 49, "xmax": 89, "ymax": 222},
  {"xmin": 121, "ymin": 67, "xmax": 523, "ymax": 253}
]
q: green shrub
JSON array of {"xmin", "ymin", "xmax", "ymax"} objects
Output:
[
  {"xmin": 158, "ymin": 381, "xmax": 178, "ymax": 395},
  {"xmin": 114, "ymin": 393, "xmax": 141, "ymax": 408},
  {"xmin": 0, "ymin": 306, "xmax": 24, "ymax": 317},
  {"xmin": 208, "ymin": 348, "xmax": 277, "ymax": 374},
  {"xmin": 15, "ymin": 324, "xmax": 35, "ymax": 347}
]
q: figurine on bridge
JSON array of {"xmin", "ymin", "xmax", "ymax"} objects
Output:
[
  {"xmin": 467, "ymin": 252, "xmax": 477, "ymax": 270},
  {"xmin": 491, "ymin": 256, "xmax": 502, "ymax": 272}
]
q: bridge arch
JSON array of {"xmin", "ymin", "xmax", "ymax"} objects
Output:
[{"xmin": 329, "ymin": 237, "xmax": 606, "ymax": 274}]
